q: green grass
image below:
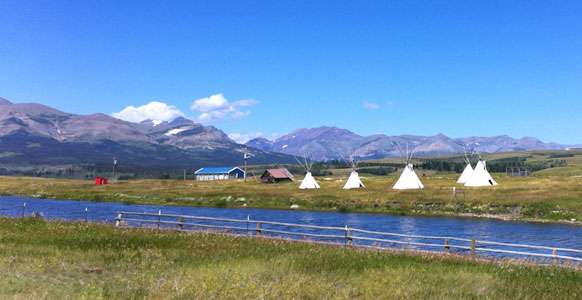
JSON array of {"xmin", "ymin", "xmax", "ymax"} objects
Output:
[{"xmin": 0, "ymin": 217, "xmax": 580, "ymax": 299}]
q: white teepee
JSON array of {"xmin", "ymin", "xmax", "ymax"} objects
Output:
[
  {"xmin": 393, "ymin": 163, "xmax": 424, "ymax": 190},
  {"xmin": 457, "ymin": 163, "xmax": 474, "ymax": 184},
  {"xmin": 300, "ymin": 171, "xmax": 320, "ymax": 189},
  {"xmin": 296, "ymin": 155, "xmax": 320, "ymax": 189},
  {"xmin": 343, "ymin": 156, "xmax": 365, "ymax": 189},
  {"xmin": 392, "ymin": 142, "xmax": 424, "ymax": 190},
  {"xmin": 344, "ymin": 171, "xmax": 365, "ymax": 189},
  {"xmin": 464, "ymin": 160, "xmax": 497, "ymax": 187}
]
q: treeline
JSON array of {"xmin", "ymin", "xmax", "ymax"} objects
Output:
[
  {"xmin": 419, "ymin": 156, "xmax": 567, "ymax": 173},
  {"xmin": 419, "ymin": 160, "xmax": 466, "ymax": 173},
  {"xmin": 357, "ymin": 167, "xmax": 397, "ymax": 176},
  {"xmin": 487, "ymin": 158, "xmax": 567, "ymax": 173}
]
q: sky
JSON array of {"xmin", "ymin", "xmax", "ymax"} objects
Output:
[{"xmin": 1, "ymin": 1, "xmax": 581, "ymax": 144}]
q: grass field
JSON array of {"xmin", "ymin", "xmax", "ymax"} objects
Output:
[
  {"xmin": 0, "ymin": 217, "xmax": 580, "ymax": 299},
  {"xmin": 1, "ymin": 150, "xmax": 581, "ymax": 224}
]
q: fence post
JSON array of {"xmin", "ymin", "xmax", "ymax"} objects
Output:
[
  {"xmin": 552, "ymin": 248, "xmax": 558, "ymax": 265},
  {"xmin": 345, "ymin": 225, "xmax": 352, "ymax": 247},
  {"xmin": 444, "ymin": 239, "xmax": 450, "ymax": 253},
  {"xmin": 177, "ymin": 217, "xmax": 184, "ymax": 230},
  {"xmin": 22, "ymin": 202, "xmax": 27, "ymax": 217},
  {"xmin": 247, "ymin": 215, "xmax": 250, "ymax": 235},
  {"xmin": 470, "ymin": 239, "xmax": 476, "ymax": 257},
  {"xmin": 84, "ymin": 208, "xmax": 88, "ymax": 222},
  {"xmin": 157, "ymin": 210, "xmax": 162, "ymax": 230},
  {"xmin": 256, "ymin": 222, "xmax": 262, "ymax": 235},
  {"xmin": 115, "ymin": 213, "xmax": 123, "ymax": 227}
]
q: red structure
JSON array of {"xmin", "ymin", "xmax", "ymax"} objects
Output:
[
  {"xmin": 95, "ymin": 176, "xmax": 109, "ymax": 185},
  {"xmin": 260, "ymin": 168, "xmax": 294, "ymax": 183}
]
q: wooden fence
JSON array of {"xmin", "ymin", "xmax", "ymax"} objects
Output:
[{"xmin": 115, "ymin": 211, "xmax": 582, "ymax": 264}]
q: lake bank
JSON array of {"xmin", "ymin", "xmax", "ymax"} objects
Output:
[{"xmin": 0, "ymin": 175, "xmax": 581, "ymax": 225}]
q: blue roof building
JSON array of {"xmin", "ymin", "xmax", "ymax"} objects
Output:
[{"xmin": 194, "ymin": 167, "xmax": 245, "ymax": 181}]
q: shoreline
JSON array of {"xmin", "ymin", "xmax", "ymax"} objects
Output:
[{"xmin": 2, "ymin": 192, "xmax": 581, "ymax": 227}]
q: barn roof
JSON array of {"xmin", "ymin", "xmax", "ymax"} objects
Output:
[
  {"xmin": 265, "ymin": 168, "xmax": 294, "ymax": 179},
  {"xmin": 195, "ymin": 167, "xmax": 243, "ymax": 175}
]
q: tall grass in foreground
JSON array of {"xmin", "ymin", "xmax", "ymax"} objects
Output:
[{"xmin": 0, "ymin": 217, "xmax": 580, "ymax": 299}]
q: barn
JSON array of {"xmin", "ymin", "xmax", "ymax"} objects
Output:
[
  {"xmin": 261, "ymin": 168, "xmax": 294, "ymax": 183},
  {"xmin": 194, "ymin": 167, "xmax": 245, "ymax": 181}
]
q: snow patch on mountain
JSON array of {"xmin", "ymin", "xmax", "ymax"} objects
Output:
[{"xmin": 165, "ymin": 127, "xmax": 190, "ymax": 136}]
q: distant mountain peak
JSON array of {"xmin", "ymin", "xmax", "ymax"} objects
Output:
[
  {"xmin": 169, "ymin": 116, "xmax": 194, "ymax": 125},
  {"xmin": 0, "ymin": 97, "xmax": 12, "ymax": 105},
  {"xmin": 139, "ymin": 117, "xmax": 195, "ymax": 128},
  {"xmin": 294, "ymin": 126, "xmax": 355, "ymax": 134},
  {"xmin": 283, "ymin": 126, "xmax": 362, "ymax": 140},
  {"xmin": 249, "ymin": 137, "xmax": 272, "ymax": 143},
  {"xmin": 246, "ymin": 137, "xmax": 275, "ymax": 151},
  {"xmin": 433, "ymin": 133, "xmax": 449, "ymax": 139}
]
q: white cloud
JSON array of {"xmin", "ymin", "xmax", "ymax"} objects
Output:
[
  {"xmin": 228, "ymin": 132, "xmax": 264, "ymax": 144},
  {"xmin": 363, "ymin": 101, "xmax": 380, "ymax": 110},
  {"xmin": 113, "ymin": 101, "xmax": 184, "ymax": 123},
  {"xmin": 191, "ymin": 94, "xmax": 258, "ymax": 122}
]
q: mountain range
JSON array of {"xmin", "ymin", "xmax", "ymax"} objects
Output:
[
  {"xmin": 0, "ymin": 97, "xmax": 293, "ymax": 173},
  {"xmin": 0, "ymin": 97, "xmax": 571, "ymax": 173},
  {"xmin": 246, "ymin": 126, "xmax": 567, "ymax": 161}
]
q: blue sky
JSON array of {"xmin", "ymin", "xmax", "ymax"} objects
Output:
[{"xmin": 1, "ymin": 1, "xmax": 581, "ymax": 144}]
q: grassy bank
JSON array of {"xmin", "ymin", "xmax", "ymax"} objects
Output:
[
  {"xmin": 1, "ymin": 173, "xmax": 581, "ymax": 223},
  {"xmin": 0, "ymin": 217, "xmax": 580, "ymax": 299}
]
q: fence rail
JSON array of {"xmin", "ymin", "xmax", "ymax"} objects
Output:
[{"xmin": 114, "ymin": 211, "xmax": 582, "ymax": 264}]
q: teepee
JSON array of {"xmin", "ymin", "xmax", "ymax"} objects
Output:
[
  {"xmin": 300, "ymin": 172, "xmax": 320, "ymax": 189},
  {"xmin": 392, "ymin": 143, "xmax": 424, "ymax": 190},
  {"xmin": 343, "ymin": 157, "xmax": 365, "ymax": 189},
  {"xmin": 393, "ymin": 164, "xmax": 425, "ymax": 190},
  {"xmin": 464, "ymin": 160, "xmax": 497, "ymax": 187},
  {"xmin": 457, "ymin": 164, "xmax": 474, "ymax": 184},
  {"xmin": 457, "ymin": 147, "xmax": 474, "ymax": 184},
  {"xmin": 297, "ymin": 155, "xmax": 320, "ymax": 189}
]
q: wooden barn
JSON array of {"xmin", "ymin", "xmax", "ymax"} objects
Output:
[
  {"xmin": 194, "ymin": 167, "xmax": 245, "ymax": 181},
  {"xmin": 261, "ymin": 168, "xmax": 294, "ymax": 183}
]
